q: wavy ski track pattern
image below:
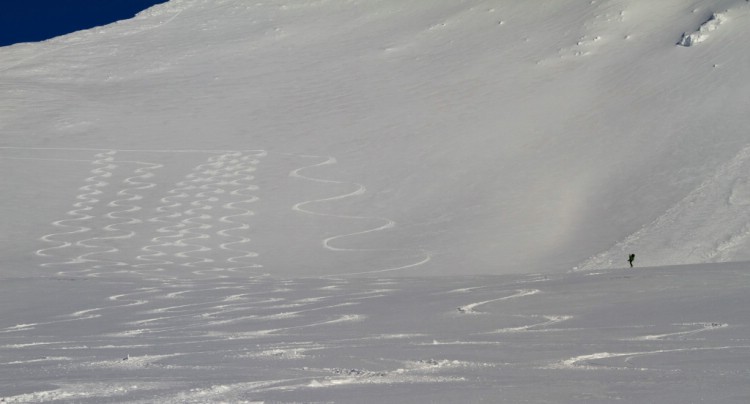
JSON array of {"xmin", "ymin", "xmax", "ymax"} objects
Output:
[
  {"xmin": 36, "ymin": 151, "xmax": 119, "ymax": 274},
  {"xmin": 290, "ymin": 155, "xmax": 431, "ymax": 276},
  {"xmin": 77, "ymin": 158, "xmax": 164, "ymax": 276},
  {"xmin": 136, "ymin": 152, "xmax": 265, "ymax": 277},
  {"xmin": 34, "ymin": 149, "xmax": 265, "ymax": 277}
]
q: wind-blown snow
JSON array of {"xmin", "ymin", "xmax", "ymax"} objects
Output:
[{"xmin": 2, "ymin": 0, "xmax": 750, "ymax": 401}]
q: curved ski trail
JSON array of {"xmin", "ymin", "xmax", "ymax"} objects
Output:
[
  {"xmin": 289, "ymin": 154, "xmax": 431, "ymax": 275},
  {"xmin": 457, "ymin": 289, "xmax": 541, "ymax": 314},
  {"xmin": 33, "ymin": 148, "xmax": 264, "ymax": 278},
  {"xmin": 36, "ymin": 151, "xmax": 118, "ymax": 275},
  {"xmin": 135, "ymin": 151, "xmax": 265, "ymax": 277}
]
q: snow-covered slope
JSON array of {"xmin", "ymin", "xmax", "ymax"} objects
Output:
[
  {"xmin": 2, "ymin": 1, "xmax": 750, "ymax": 402},
  {"xmin": 2, "ymin": 0, "xmax": 750, "ymax": 276}
]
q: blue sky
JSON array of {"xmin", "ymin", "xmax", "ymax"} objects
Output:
[{"xmin": 0, "ymin": 0, "xmax": 167, "ymax": 47}]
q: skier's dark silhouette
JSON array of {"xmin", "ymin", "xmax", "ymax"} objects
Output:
[{"xmin": 628, "ymin": 253, "xmax": 635, "ymax": 268}]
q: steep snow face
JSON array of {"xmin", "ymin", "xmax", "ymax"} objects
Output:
[
  {"xmin": 581, "ymin": 145, "xmax": 750, "ymax": 269},
  {"xmin": 2, "ymin": 0, "xmax": 750, "ymax": 276}
]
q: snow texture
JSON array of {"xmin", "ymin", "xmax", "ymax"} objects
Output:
[{"xmin": 1, "ymin": 266, "xmax": 750, "ymax": 403}]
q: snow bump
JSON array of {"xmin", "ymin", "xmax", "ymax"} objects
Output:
[{"xmin": 678, "ymin": 12, "xmax": 728, "ymax": 46}]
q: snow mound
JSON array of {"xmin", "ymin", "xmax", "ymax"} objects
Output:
[{"xmin": 678, "ymin": 12, "xmax": 728, "ymax": 46}]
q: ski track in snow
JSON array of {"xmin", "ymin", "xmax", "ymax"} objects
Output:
[
  {"xmin": 488, "ymin": 314, "xmax": 574, "ymax": 333},
  {"xmin": 549, "ymin": 345, "xmax": 750, "ymax": 371},
  {"xmin": 134, "ymin": 151, "xmax": 265, "ymax": 277},
  {"xmin": 289, "ymin": 154, "xmax": 432, "ymax": 276},
  {"xmin": 0, "ymin": 277, "xmax": 387, "ymax": 400},
  {"xmin": 0, "ymin": 275, "xmax": 512, "ymax": 401},
  {"xmin": 2, "ymin": 270, "xmax": 749, "ymax": 402},
  {"xmin": 72, "ymin": 157, "xmax": 164, "ymax": 276},
  {"xmin": 28, "ymin": 148, "xmax": 266, "ymax": 278},
  {"xmin": 36, "ymin": 151, "xmax": 118, "ymax": 269},
  {"xmin": 456, "ymin": 289, "xmax": 540, "ymax": 314},
  {"xmin": 31, "ymin": 148, "xmax": 429, "ymax": 278},
  {"xmin": 628, "ymin": 322, "xmax": 729, "ymax": 341}
]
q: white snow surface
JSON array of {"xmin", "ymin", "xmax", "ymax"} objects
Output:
[
  {"xmin": 2, "ymin": 0, "xmax": 750, "ymax": 402},
  {"xmin": 1, "ymin": 266, "xmax": 750, "ymax": 402}
]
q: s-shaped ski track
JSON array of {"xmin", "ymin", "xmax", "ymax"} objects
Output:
[{"xmin": 289, "ymin": 154, "xmax": 431, "ymax": 276}]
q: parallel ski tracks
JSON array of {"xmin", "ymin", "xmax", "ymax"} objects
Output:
[
  {"xmin": 36, "ymin": 151, "xmax": 119, "ymax": 273},
  {"xmin": 33, "ymin": 149, "xmax": 265, "ymax": 277},
  {"xmin": 31, "ymin": 148, "xmax": 428, "ymax": 277}
]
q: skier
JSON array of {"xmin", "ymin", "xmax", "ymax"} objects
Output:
[{"xmin": 628, "ymin": 253, "xmax": 635, "ymax": 268}]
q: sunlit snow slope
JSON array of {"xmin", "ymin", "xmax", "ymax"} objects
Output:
[{"xmin": 2, "ymin": 0, "xmax": 750, "ymax": 276}]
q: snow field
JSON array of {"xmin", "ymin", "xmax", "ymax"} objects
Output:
[{"xmin": 1, "ymin": 264, "xmax": 749, "ymax": 402}]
